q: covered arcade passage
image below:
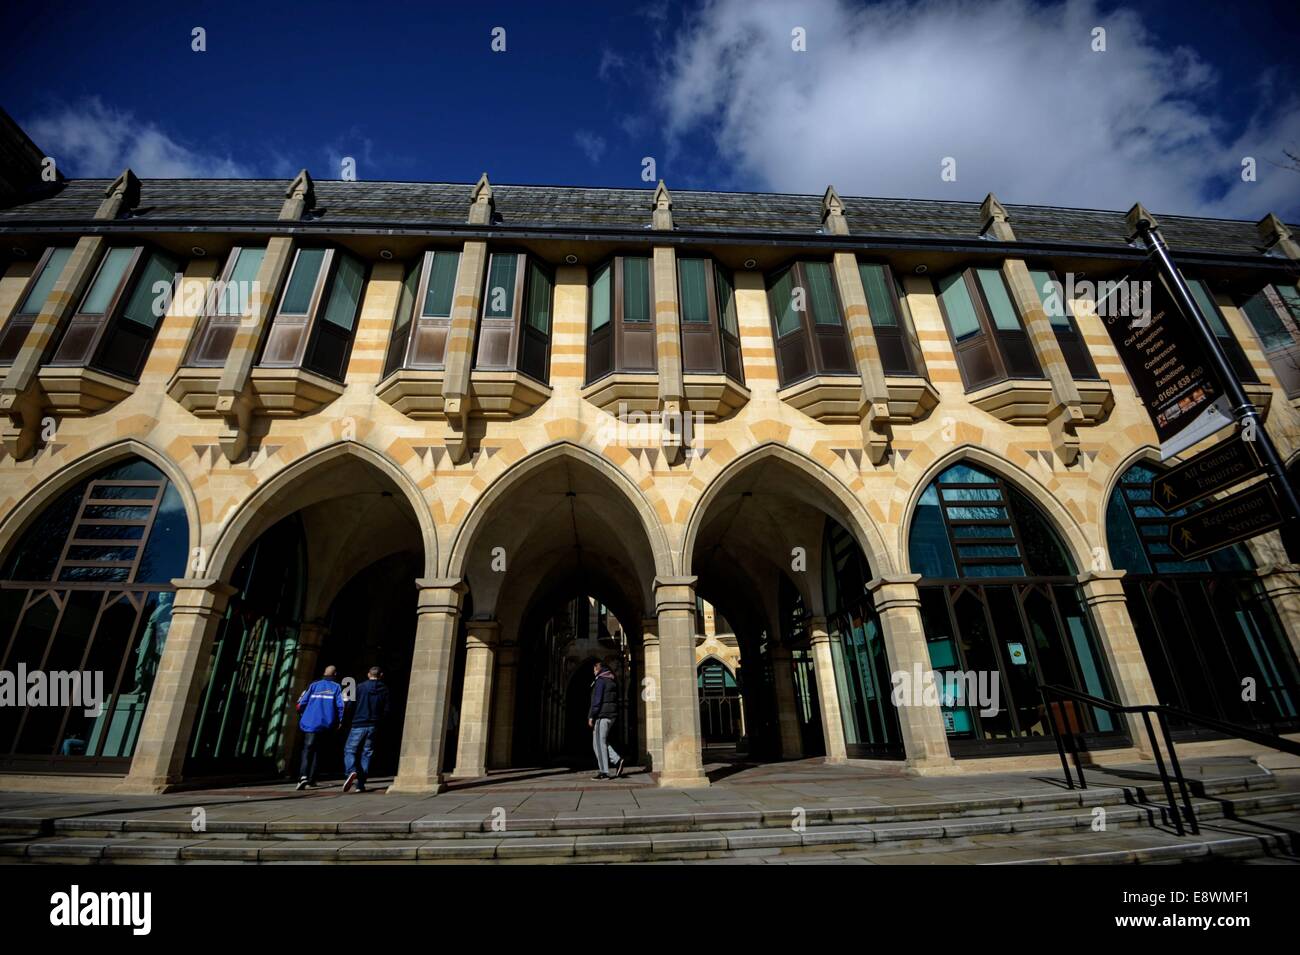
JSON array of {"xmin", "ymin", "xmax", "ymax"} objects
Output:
[
  {"xmin": 408, "ymin": 445, "xmax": 706, "ymax": 792},
  {"xmin": 122, "ymin": 446, "xmax": 431, "ymax": 791}
]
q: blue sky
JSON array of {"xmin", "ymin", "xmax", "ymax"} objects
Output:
[{"xmin": 2, "ymin": 0, "xmax": 1298, "ymax": 219}]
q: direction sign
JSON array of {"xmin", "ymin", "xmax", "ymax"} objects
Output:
[
  {"xmin": 1152, "ymin": 435, "xmax": 1264, "ymax": 514},
  {"xmin": 1167, "ymin": 481, "xmax": 1282, "ymax": 561}
]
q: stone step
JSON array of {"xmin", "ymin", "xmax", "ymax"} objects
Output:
[
  {"xmin": 4, "ymin": 798, "xmax": 1296, "ymax": 865},
  {"xmin": 12, "ymin": 772, "xmax": 1282, "ymax": 843}
]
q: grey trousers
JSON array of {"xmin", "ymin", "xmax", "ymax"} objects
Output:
[{"xmin": 593, "ymin": 718, "xmax": 621, "ymax": 775}]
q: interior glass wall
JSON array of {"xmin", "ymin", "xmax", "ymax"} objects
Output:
[
  {"xmin": 0, "ymin": 457, "xmax": 188, "ymax": 772},
  {"xmin": 909, "ymin": 462, "xmax": 1123, "ymax": 755},
  {"xmin": 1107, "ymin": 462, "xmax": 1300, "ymax": 734},
  {"xmin": 698, "ymin": 659, "xmax": 742, "ymax": 744}
]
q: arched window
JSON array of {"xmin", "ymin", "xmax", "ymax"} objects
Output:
[
  {"xmin": 908, "ymin": 462, "xmax": 1120, "ymax": 754},
  {"xmin": 1107, "ymin": 462, "xmax": 1299, "ymax": 731},
  {"xmin": 0, "ymin": 457, "xmax": 189, "ymax": 770},
  {"xmin": 697, "ymin": 658, "xmax": 741, "ymax": 744}
]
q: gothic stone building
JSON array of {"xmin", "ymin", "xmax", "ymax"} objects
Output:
[{"xmin": 1, "ymin": 119, "xmax": 1299, "ymax": 794}]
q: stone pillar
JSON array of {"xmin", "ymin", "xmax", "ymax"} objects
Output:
[
  {"xmin": 390, "ymin": 578, "xmax": 466, "ymax": 794},
  {"xmin": 867, "ymin": 574, "xmax": 957, "ymax": 773},
  {"xmin": 1256, "ymin": 564, "xmax": 1300, "ymax": 662},
  {"xmin": 451, "ymin": 618, "xmax": 498, "ymax": 778},
  {"xmin": 639, "ymin": 618, "xmax": 663, "ymax": 769},
  {"xmin": 279, "ymin": 620, "xmax": 328, "ymax": 772},
  {"xmin": 488, "ymin": 636, "xmax": 518, "ymax": 769},
  {"xmin": 808, "ymin": 617, "xmax": 849, "ymax": 763},
  {"xmin": 1077, "ymin": 571, "xmax": 1160, "ymax": 757},
  {"xmin": 121, "ymin": 578, "xmax": 237, "ymax": 793},
  {"xmin": 653, "ymin": 578, "xmax": 708, "ymax": 787},
  {"xmin": 769, "ymin": 644, "xmax": 804, "ymax": 759},
  {"xmin": 831, "ymin": 250, "xmax": 893, "ymax": 465}
]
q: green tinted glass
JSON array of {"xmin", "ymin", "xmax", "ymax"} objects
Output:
[
  {"xmin": 938, "ymin": 273, "xmax": 980, "ymax": 340},
  {"xmin": 423, "ymin": 251, "xmax": 459, "ymax": 318},
  {"xmin": 678, "ymin": 258, "xmax": 710, "ymax": 323},
  {"xmin": 1188, "ymin": 279, "xmax": 1231, "ymax": 339},
  {"xmin": 859, "ymin": 263, "xmax": 897, "ymax": 328},
  {"xmin": 1242, "ymin": 292, "xmax": 1291, "ymax": 351},
  {"xmin": 805, "ymin": 262, "xmax": 841, "ymax": 325},
  {"xmin": 281, "ymin": 249, "xmax": 325, "ymax": 314},
  {"xmin": 1029, "ymin": 269, "xmax": 1070, "ymax": 329},
  {"xmin": 20, "ymin": 247, "xmax": 73, "ymax": 314},
  {"xmin": 976, "ymin": 268, "xmax": 1021, "ymax": 331},
  {"xmin": 526, "ymin": 262, "xmax": 552, "ymax": 335},
  {"xmin": 591, "ymin": 264, "xmax": 611, "ymax": 331},
  {"xmin": 121, "ymin": 252, "xmax": 178, "ymax": 329},
  {"xmin": 485, "ymin": 254, "xmax": 518, "ymax": 318},
  {"xmin": 622, "ymin": 257, "xmax": 651, "ymax": 322},
  {"xmin": 769, "ymin": 269, "xmax": 799, "ymax": 337},
  {"xmin": 322, "ymin": 254, "xmax": 364, "ymax": 330},
  {"xmin": 714, "ymin": 267, "xmax": 738, "ymax": 336},
  {"xmin": 81, "ymin": 248, "xmax": 134, "ymax": 314},
  {"xmin": 218, "ymin": 247, "xmax": 265, "ymax": 316}
]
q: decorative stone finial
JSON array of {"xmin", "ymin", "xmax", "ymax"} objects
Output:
[
  {"xmin": 280, "ymin": 169, "xmax": 316, "ymax": 220},
  {"xmin": 1257, "ymin": 213, "xmax": 1300, "ymax": 258},
  {"xmin": 469, "ymin": 173, "xmax": 495, "ymax": 224},
  {"xmin": 979, "ymin": 192, "xmax": 1014, "ymax": 240},
  {"xmin": 96, "ymin": 168, "xmax": 141, "ymax": 219},
  {"xmin": 820, "ymin": 185, "xmax": 848, "ymax": 236},
  {"xmin": 1125, "ymin": 202, "xmax": 1160, "ymax": 240},
  {"xmin": 652, "ymin": 180, "xmax": 673, "ymax": 230}
]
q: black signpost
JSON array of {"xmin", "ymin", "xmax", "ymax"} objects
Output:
[
  {"xmin": 1151, "ymin": 433, "xmax": 1264, "ymax": 513},
  {"xmin": 1167, "ymin": 481, "xmax": 1284, "ymax": 561}
]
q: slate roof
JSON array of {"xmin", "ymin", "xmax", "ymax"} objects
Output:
[{"xmin": 0, "ymin": 177, "xmax": 1291, "ymax": 259}]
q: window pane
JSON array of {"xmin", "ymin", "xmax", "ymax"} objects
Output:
[
  {"xmin": 622, "ymin": 257, "xmax": 651, "ymax": 322},
  {"xmin": 322, "ymin": 254, "xmax": 365, "ymax": 331},
  {"xmin": 218, "ymin": 247, "xmax": 265, "ymax": 316},
  {"xmin": 423, "ymin": 251, "xmax": 459, "ymax": 318},
  {"xmin": 484, "ymin": 254, "xmax": 518, "ymax": 318},
  {"xmin": 859, "ymin": 263, "xmax": 898, "ymax": 328},
  {"xmin": 976, "ymin": 268, "xmax": 1021, "ymax": 331},
  {"xmin": 715, "ymin": 267, "xmax": 738, "ymax": 336},
  {"xmin": 19, "ymin": 247, "xmax": 73, "ymax": 314},
  {"xmin": 679, "ymin": 258, "xmax": 710, "ymax": 324},
  {"xmin": 526, "ymin": 262, "xmax": 552, "ymax": 334},
  {"xmin": 769, "ymin": 269, "xmax": 800, "ymax": 337},
  {"xmin": 81, "ymin": 248, "xmax": 134, "ymax": 314},
  {"xmin": 938, "ymin": 272, "xmax": 981, "ymax": 340},
  {"xmin": 281, "ymin": 249, "xmax": 325, "ymax": 314},
  {"xmin": 1187, "ymin": 279, "xmax": 1231, "ymax": 338},
  {"xmin": 1028, "ymin": 269, "xmax": 1071, "ymax": 330},
  {"xmin": 805, "ymin": 262, "xmax": 841, "ymax": 326},
  {"xmin": 120, "ymin": 252, "xmax": 178, "ymax": 329},
  {"xmin": 1242, "ymin": 291, "xmax": 1292, "ymax": 351},
  {"xmin": 591, "ymin": 264, "xmax": 611, "ymax": 331}
]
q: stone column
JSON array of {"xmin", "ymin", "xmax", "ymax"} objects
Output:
[
  {"xmin": 808, "ymin": 617, "xmax": 849, "ymax": 763},
  {"xmin": 390, "ymin": 578, "xmax": 466, "ymax": 794},
  {"xmin": 1256, "ymin": 564, "xmax": 1300, "ymax": 662},
  {"xmin": 121, "ymin": 578, "xmax": 237, "ymax": 793},
  {"xmin": 488, "ymin": 636, "xmax": 518, "ymax": 769},
  {"xmin": 639, "ymin": 618, "xmax": 663, "ymax": 769},
  {"xmin": 451, "ymin": 618, "xmax": 498, "ymax": 778},
  {"xmin": 831, "ymin": 249, "xmax": 893, "ymax": 464},
  {"xmin": 867, "ymin": 574, "xmax": 957, "ymax": 773},
  {"xmin": 653, "ymin": 578, "xmax": 708, "ymax": 787},
  {"xmin": 279, "ymin": 620, "xmax": 328, "ymax": 773},
  {"xmin": 1076, "ymin": 571, "xmax": 1160, "ymax": 757},
  {"xmin": 769, "ymin": 643, "xmax": 804, "ymax": 759}
]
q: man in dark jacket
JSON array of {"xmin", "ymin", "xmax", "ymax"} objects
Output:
[
  {"xmin": 295, "ymin": 665, "xmax": 345, "ymax": 790},
  {"xmin": 343, "ymin": 667, "xmax": 390, "ymax": 793},
  {"xmin": 588, "ymin": 661, "xmax": 624, "ymax": 780}
]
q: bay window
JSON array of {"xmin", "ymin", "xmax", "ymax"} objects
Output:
[
  {"xmin": 0, "ymin": 246, "xmax": 72, "ymax": 364},
  {"xmin": 260, "ymin": 246, "xmax": 367, "ymax": 382},
  {"xmin": 184, "ymin": 245, "xmax": 266, "ymax": 367},
  {"xmin": 586, "ymin": 255, "xmax": 656, "ymax": 384},
  {"xmin": 858, "ymin": 261, "xmax": 926, "ymax": 377},
  {"xmin": 383, "ymin": 249, "xmax": 461, "ymax": 376},
  {"xmin": 1026, "ymin": 268, "xmax": 1099, "ymax": 380},
  {"xmin": 474, "ymin": 251, "xmax": 553, "ymax": 383},
  {"xmin": 1239, "ymin": 284, "xmax": 1299, "ymax": 396},
  {"xmin": 1185, "ymin": 278, "xmax": 1258, "ymax": 384},
  {"xmin": 936, "ymin": 267, "xmax": 1042, "ymax": 390},
  {"xmin": 766, "ymin": 260, "xmax": 854, "ymax": 386},
  {"xmin": 678, "ymin": 256, "xmax": 743, "ymax": 382}
]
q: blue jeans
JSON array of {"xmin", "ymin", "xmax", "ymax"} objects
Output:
[{"xmin": 344, "ymin": 725, "xmax": 377, "ymax": 787}]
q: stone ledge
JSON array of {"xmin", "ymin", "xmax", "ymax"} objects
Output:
[
  {"xmin": 376, "ymin": 368, "xmax": 552, "ymax": 419},
  {"xmin": 168, "ymin": 365, "xmax": 345, "ymax": 418},
  {"xmin": 777, "ymin": 373, "xmax": 864, "ymax": 423},
  {"xmin": 36, "ymin": 366, "xmax": 135, "ymax": 415},
  {"xmin": 968, "ymin": 377, "xmax": 1055, "ymax": 425},
  {"xmin": 581, "ymin": 372, "xmax": 659, "ymax": 415},
  {"xmin": 1243, "ymin": 380, "xmax": 1273, "ymax": 420},
  {"xmin": 884, "ymin": 375, "xmax": 940, "ymax": 423},
  {"xmin": 683, "ymin": 373, "xmax": 749, "ymax": 421}
]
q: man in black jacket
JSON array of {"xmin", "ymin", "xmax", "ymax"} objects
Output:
[
  {"xmin": 343, "ymin": 667, "xmax": 390, "ymax": 793},
  {"xmin": 588, "ymin": 661, "xmax": 624, "ymax": 780}
]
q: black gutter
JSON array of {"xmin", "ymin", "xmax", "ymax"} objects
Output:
[{"xmin": 0, "ymin": 217, "xmax": 1293, "ymax": 272}]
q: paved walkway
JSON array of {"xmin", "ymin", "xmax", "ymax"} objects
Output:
[{"xmin": 0, "ymin": 755, "xmax": 1282, "ymax": 829}]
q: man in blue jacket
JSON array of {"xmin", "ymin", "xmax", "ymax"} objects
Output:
[
  {"xmin": 343, "ymin": 666, "xmax": 390, "ymax": 793},
  {"xmin": 295, "ymin": 665, "xmax": 344, "ymax": 790},
  {"xmin": 588, "ymin": 661, "xmax": 624, "ymax": 780}
]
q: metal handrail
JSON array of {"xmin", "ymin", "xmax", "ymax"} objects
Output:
[{"xmin": 1037, "ymin": 683, "xmax": 1300, "ymax": 837}]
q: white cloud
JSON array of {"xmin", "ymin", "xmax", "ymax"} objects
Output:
[
  {"xmin": 575, "ymin": 129, "xmax": 609, "ymax": 164},
  {"xmin": 25, "ymin": 98, "xmax": 255, "ymax": 179},
  {"xmin": 656, "ymin": 0, "xmax": 1300, "ymax": 219}
]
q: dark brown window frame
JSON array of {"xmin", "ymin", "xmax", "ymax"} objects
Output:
[
  {"xmin": 1024, "ymin": 265, "xmax": 1100, "ymax": 381},
  {"xmin": 1239, "ymin": 283, "xmax": 1300, "ymax": 398},
  {"xmin": 765, "ymin": 258, "xmax": 855, "ymax": 387},
  {"xmin": 259, "ymin": 245, "xmax": 368, "ymax": 382},
  {"xmin": 1186, "ymin": 277, "xmax": 1259, "ymax": 385},
  {"xmin": 856, "ymin": 259, "xmax": 927, "ymax": 379},
  {"xmin": 0, "ymin": 245, "xmax": 72, "ymax": 366},
  {"xmin": 474, "ymin": 249, "xmax": 554, "ymax": 384},
  {"xmin": 934, "ymin": 266, "xmax": 1044, "ymax": 392},
  {"xmin": 383, "ymin": 247, "xmax": 463, "ymax": 376},
  {"xmin": 585, "ymin": 254, "xmax": 657, "ymax": 385},
  {"xmin": 47, "ymin": 244, "xmax": 179, "ymax": 382},
  {"xmin": 677, "ymin": 255, "xmax": 744, "ymax": 383},
  {"xmin": 183, "ymin": 244, "xmax": 266, "ymax": 368}
]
